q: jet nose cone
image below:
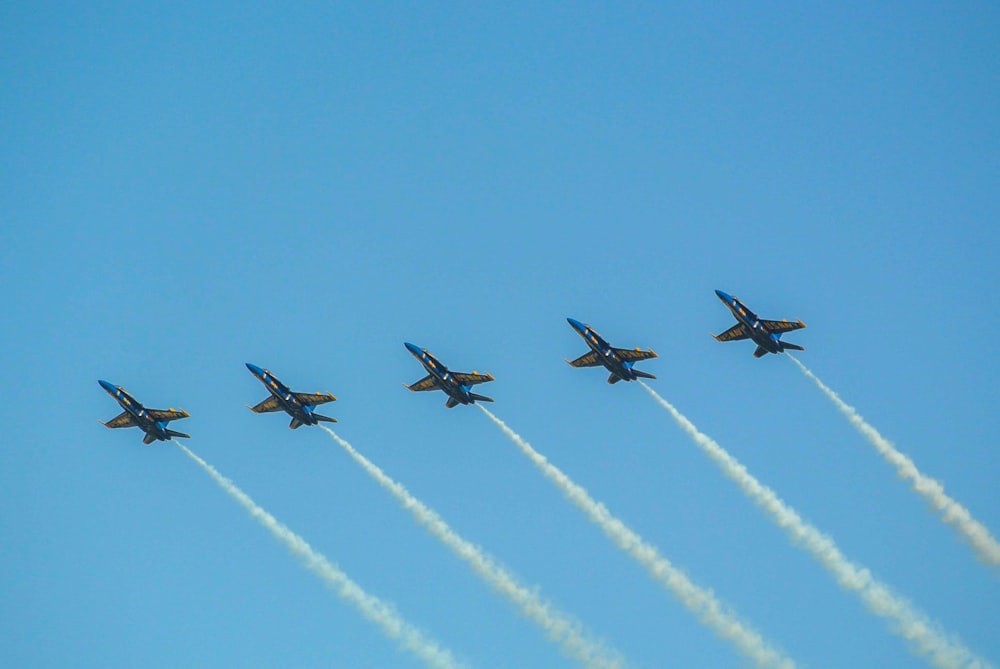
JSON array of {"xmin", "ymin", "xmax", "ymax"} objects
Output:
[
  {"xmin": 98, "ymin": 379, "xmax": 116, "ymax": 393},
  {"xmin": 566, "ymin": 317, "xmax": 586, "ymax": 332},
  {"xmin": 404, "ymin": 342, "xmax": 422, "ymax": 356},
  {"xmin": 245, "ymin": 363, "xmax": 264, "ymax": 376},
  {"xmin": 714, "ymin": 289, "xmax": 732, "ymax": 303}
]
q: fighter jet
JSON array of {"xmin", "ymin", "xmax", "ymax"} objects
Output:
[
  {"xmin": 245, "ymin": 363, "xmax": 337, "ymax": 428},
  {"xmin": 565, "ymin": 318, "xmax": 658, "ymax": 384},
  {"xmin": 712, "ymin": 290, "xmax": 806, "ymax": 358},
  {"xmin": 404, "ymin": 342, "xmax": 494, "ymax": 408},
  {"xmin": 99, "ymin": 380, "xmax": 191, "ymax": 444}
]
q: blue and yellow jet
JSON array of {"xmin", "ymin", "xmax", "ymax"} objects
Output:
[
  {"xmin": 99, "ymin": 380, "xmax": 191, "ymax": 444},
  {"xmin": 565, "ymin": 318, "xmax": 658, "ymax": 384},
  {"xmin": 404, "ymin": 342, "xmax": 495, "ymax": 408},
  {"xmin": 713, "ymin": 290, "xmax": 806, "ymax": 358},
  {"xmin": 245, "ymin": 363, "xmax": 337, "ymax": 428}
]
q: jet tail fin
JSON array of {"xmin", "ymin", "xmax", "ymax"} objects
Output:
[
  {"xmin": 780, "ymin": 342, "xmax": 804, "ymax": 352},
  {"xmin": 631, "ymin": 369, "xmax": 656, "ymax": 380},
  {"xmin": 166, "ymin": 429, "xmax": 190, "ymax": 439},
  {"xmin": 469, "ymin": 393, "xmax": 493, "ymax": 403},
  {"xmin": 313, "ymin": 413, "xmax": 338, "ymax": 423}
]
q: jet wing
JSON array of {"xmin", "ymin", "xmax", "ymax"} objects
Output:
[
  {"xmin": 406, "ymin": 375, "xmax": 440, "ymax": 392},
  {"xmin": 761, "ymin": 319, "xmax": 806, "ymax": 333},
  {"xmin": 102, "ymin": 412, "xmax": 137, "ymax": 429},
  {"xmin": 566, "ymin": 351, "xmax": 602, "ymax": 367},
  {"xmin": 248, "ymin": 396, "xmax": 284, "ymax": 413},
  {"xmin": 450, "ymin": 372, "xmax": 494, "ymax": 386},
  {"xmin": 145, "ymin": 408, "xmax": 190, "ymax": 422},
  {"xmin": 713, "ymin": 323, "xmax": 751, "ymax": 342},
  {"xmin": 613, "ymin": 347, "xmax": 658, "ymax": 362},
  {"xmin": 293, "ymin": 392, "xmax": 337, "ymax": 406}
]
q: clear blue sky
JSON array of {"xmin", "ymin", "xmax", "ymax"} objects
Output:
[{"xmin": 2, "ymin": 3, "xmax": 997, "ymax": 667}]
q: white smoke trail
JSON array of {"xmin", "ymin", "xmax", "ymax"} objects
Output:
[
  {"xmin": 786, "ymin": 354, "xmax": 1000, "ymax": 568},
  {"xmin": 476, "ymin": 407, "xmax": 794, "ymax": 669},
  {"xmin": 175, "ymin": 441, "xmax": 464, "ymax": 669},
  {"xmin": 638, "ymin": 383, "xmax": 993, "ymax": 669},
  {"xmin": 320, "ymin": 427, "xmax": 626, "ymax": 669}
]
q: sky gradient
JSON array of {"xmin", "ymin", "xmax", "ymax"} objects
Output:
[{"xmin": 2, "ymin": 3, "xmax": 998, "ymax": 668}]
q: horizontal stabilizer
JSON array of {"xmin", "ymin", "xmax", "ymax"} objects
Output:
[
  {"xmin": 445, "ymin": 397, "xmax": 461, "ymax": 409},
  {"xmin": 780, "ymin": 342, "xmax": 805, "ymax": 352},
  {"xmin": 313, "ymin": 413, "xmax": 338, "ymax": 423},
  {"xmin": 608, "ymin": 373, "xmax": 622, "ymax": 384},
  {"xmin": 469, "ymin": 393, "xmax": 494, "ymax": 403},
  {"xmin": 631, "ymin": 369, "xmax": 656, "ymax": 380},
  {"xmin": 166, "ymin": 429, "xmax": 190, "ymax": 439},
  {"xmin": 753, "ymin": 346, "xmax": 769, "ymax": 358},
  {"xmin": 143, "ymin": 432, "xmax": 157, "ymax": 445},
  {"xmin": 289, "ymin": 417, "xmax": 304, "ymax": 429}
]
